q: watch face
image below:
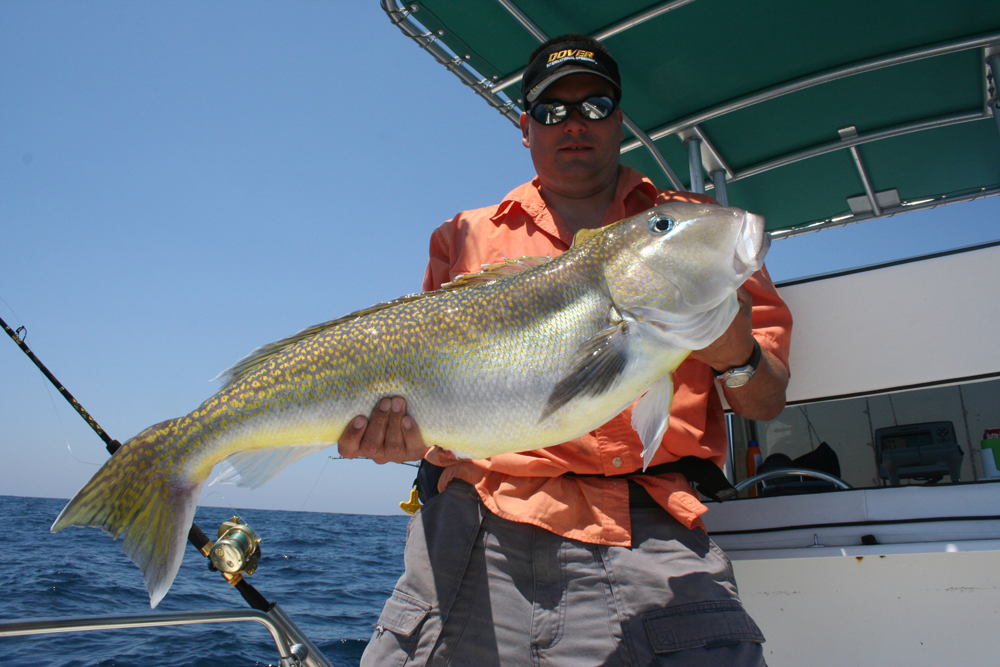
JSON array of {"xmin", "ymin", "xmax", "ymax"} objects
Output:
[{"xmin": 722, "ymin": 370, "xmax": 753, "ymax": 388}]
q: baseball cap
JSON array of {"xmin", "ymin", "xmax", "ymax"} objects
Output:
[{"xmin": 521, "ymin": 37, "xmax": 622, "ymax": 105}]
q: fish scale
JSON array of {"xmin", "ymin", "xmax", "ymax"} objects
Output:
[{"xmin": 52, "ymin": 200, "xmax": 769, "ymax": 607}]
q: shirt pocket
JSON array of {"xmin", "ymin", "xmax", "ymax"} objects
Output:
[{"xmin": 642, "ymin": 600, "xmax": 765, "ymax": 653}]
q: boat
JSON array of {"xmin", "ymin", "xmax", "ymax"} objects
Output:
[
  {"xmin": 381, "ymin": 0, "xmax": 1000, "ymax": 664},
  {"xmin": 3, "ymin": 1, "xmax": 999, "ymax": 664}
]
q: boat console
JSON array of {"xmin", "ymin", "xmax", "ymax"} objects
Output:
[{"xmin": 876, "ymin": 421, "xmax": 964, "ymax": 485}]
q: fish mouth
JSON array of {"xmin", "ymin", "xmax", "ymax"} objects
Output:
[{"xmin": 734, "ymin": 211, "xmax": 770, "ymax": 275}]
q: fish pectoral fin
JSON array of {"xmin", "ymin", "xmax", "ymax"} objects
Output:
[
  {"xmin": 631, "ymin": 373, "xmax": 675, "ymax": 470},
  {"xmin": 211, "ymin": 443, "xmax": 334, "ymax": 489},
  {"xmin": 542, "ymin": 321, "xmax": 631, "ymax": 421}
]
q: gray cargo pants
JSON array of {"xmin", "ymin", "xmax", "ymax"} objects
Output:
[{"xmin": 362, "ymin": 481, "xmax": 766, "ymax": 666}]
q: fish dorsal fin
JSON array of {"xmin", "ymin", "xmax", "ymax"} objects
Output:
[
  {"xmin": 571, "ymin": 227, "xmax": 604, "ymax": 248},
  {"xmin": 216, "ymin": 255, "xmax": 555, "ymax": 388},
  {"xmin": 215, "ymin": 293, "xmax": 433, "ymax": 387},
  {"xmin": 440, "ymin": 256, "xmax": 552, "ymax": 290}
]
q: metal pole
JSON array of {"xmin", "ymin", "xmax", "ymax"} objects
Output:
[
  {"xmin": 769, "ymin": 184, "xmax": 1000, "ymax": 239},
  {"xmin": 685, "ymin": 136, "xmax": 705, "ymax": 193},
  {"xmin": 988, "ymin": 54, "xmax": 1000, "ymax": 141},
  {"xmin": 840, "ymin": 126, "xmax": 882, "ymax": 216},
  {"xmin": 624, "ymin": 116, "xmax": 684, "ymax": 190},
  {"xmin": 711, "ymin": 169, "xmax": 729, "ymax": 206},
  {"xmin": 621, "ymin": 30, "xmax": 1000, "ymax": 154},
  {"xmin": 733, "ymin": 109, "xmax": 986, "ymax": 182},
  {"xmin": 381, "ymin": 0, "xmax": 521, "ymax": 124}
]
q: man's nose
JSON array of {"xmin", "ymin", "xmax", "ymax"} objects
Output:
[{"xmin": 562, "ymin": 110, "xmax": 589, "ymax": 132}]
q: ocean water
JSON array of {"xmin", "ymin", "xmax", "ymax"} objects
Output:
[{"xmin": 0, "ymin": 495, "xmax": 409, "ymax": 667}]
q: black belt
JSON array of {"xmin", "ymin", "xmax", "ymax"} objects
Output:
[
  {"xmin": 416, "ymin": 456, "xmax": 737, "ymax": 506},
  {"xmin": 627, "ymin": 479, "xmax": 660, "ymax": 508},
  {"xmin": 575, "ymin": 456, "xmax": 738, "ymax": 504}
]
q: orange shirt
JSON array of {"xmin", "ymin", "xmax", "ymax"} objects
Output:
[{"xmin": 422, "ymin": 166, "xmax": 792, "ymax": 546}]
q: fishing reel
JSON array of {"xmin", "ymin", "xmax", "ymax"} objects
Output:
[{"xmin": 208, "ymin": 516, "xmax": 261, "ymax": 577}]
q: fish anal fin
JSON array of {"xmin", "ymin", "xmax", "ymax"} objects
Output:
[
  {"xmin": 211, "ymin": 443, "xmax": 333, "ymax": 489},
  {"xmin": 542, "ymin": 321, "xmax": 630, "ymax": 421},
  {"xmin": 631, "ymin": 373, "xmax": 675, "ymax": 470}
]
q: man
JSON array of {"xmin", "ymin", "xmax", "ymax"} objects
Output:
[{"xmin": 342, "ymin": 34, "xmax": 791, "ymax": 666}]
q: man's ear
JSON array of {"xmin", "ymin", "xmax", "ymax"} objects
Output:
[{"xmin": 519, "ymin": 112, "xmax": 530, "ymax": 148}]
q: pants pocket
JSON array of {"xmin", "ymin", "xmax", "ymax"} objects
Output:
[
  {"xmin": 365, "ymin": 588, "xmax": 434, "ymax": 663},
  {"xmin": 361, "ymin": 482, "xmax": 486, "ymax": 666},
  {"xmin": 642, "ymin": 600, "xmax": 765, "ymax": 653}
]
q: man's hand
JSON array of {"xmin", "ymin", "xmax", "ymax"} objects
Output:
[
  {"xmin": 338, "ymin": 396, "xmax": 429, "ymax": 464},
  {"xmin": 689, "ymin": 286, "xmax": 789, "ymax": 421},
  {"xmin": 689, "ymin": 287, "xmax": 756, "ymax": 373}
]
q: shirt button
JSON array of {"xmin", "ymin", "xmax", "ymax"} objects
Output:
[{"xmin": 612, "ymin": 457, "xmax": 623, "ymax": 468}]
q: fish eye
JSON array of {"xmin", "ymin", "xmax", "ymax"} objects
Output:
[{"xmin": 648, "ymin": 214, "xmax": 675, "ymax": 234}]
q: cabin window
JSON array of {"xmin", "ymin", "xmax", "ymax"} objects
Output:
[{"xmin": 729, "ymin": 377, "xmax": 1000, "ymax": 495}]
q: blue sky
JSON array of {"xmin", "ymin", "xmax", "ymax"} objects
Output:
[{"xmin": 2, "ymin": 2, "xmax": 998, "ymax": 516}]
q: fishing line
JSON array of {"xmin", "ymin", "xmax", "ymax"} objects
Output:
[
  {"xmin": 1, "ymin": 310, "xmax": 274, "ymax": 612},
  {"xmin": 299, "ymin": 455, "xmax": 334, "ymax": 511},
  {"xmin": 39, "ymin": 361, "xmax": 103, "ymax": 466},
  {"xmin": 198, "ymin": 487, "xmax": 243, "ymax": 521},
  {"xmin": 0, "ymin": 304, "xmax": 101, "ymax": 466},
  {"xmin": 330, "ymin": 455, "xmax": 419, "ymax": 468}
]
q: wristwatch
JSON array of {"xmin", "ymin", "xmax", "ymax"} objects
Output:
[{"xmin": 715, "ymin": 339, "xmax": 762, "ymax": 388}]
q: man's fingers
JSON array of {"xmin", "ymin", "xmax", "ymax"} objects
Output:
[
  {"xmin": 382, "ymin": 397, "xmax": 408, "ymax": 462},
  {"xmin": 359, "ymin": 397, "xmax": 391, "ymax": 459},
  {"xmin": 337, "ymin": 415, "xmax": 368, "ymax": 459},
  {"xmin": 400, "ymin": 412, "xmax": 428, "ymax": 460},
  {"xmin": 337, "ymin": 397, "xmax": 429, "ymax": 464}
]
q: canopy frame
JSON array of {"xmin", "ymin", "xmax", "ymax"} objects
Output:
[{"xmin": 381, "ymin": 0, "xmax": 1000, "ymax": 237}]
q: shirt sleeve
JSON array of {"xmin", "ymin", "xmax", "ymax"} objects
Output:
[
  {"xmin": 423, "ymin": 218, "xmax": 457, "ymax": 292},
  {"xmin": 745, "ymin": 263, "xmax": 792, "ymax": 373}
]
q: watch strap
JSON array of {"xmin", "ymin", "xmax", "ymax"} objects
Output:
[{"xmin": 715, "ymin": 338, "xmax": 762, "ymax": 385}]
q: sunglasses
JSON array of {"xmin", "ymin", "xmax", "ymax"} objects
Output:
[{"xmin": 528, "ymin": 96, "xmax": 619, "ymax": 125}]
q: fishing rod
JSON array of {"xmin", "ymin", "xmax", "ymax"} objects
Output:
[{"xmin": 1, "ymin": 314, "xmax": 270, "ymax": 612}]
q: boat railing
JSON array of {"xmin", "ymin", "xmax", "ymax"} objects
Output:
[
  {"xmin": 0, "ymin": 603, "xmax": 334, "ymax": 667},
  {"xmin": 734, "ymin": 468, "xmax": 853, "ymax": 492}
]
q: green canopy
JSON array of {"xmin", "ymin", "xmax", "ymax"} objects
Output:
[{"xmin": 382, "ymin": 0, "xmax": 1000, "ymax": 235}]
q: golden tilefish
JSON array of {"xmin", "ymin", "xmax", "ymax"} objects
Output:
[{"xmin": 52, "ymin": 202, "xmax": 769, "ymax": 607}]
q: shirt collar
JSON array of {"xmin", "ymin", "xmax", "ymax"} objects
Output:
[{"xmin": 489, "ymin": 165, "xmax": 660, "ymax": 243}]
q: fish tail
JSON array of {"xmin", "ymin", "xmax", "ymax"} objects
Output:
[{"xmin": 51, "ymin": 420, "xmax": 206, "ymax": 608}]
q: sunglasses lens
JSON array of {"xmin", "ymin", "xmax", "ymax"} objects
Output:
[
  {"xmin": 530, "ymin": 103, "xmax": 567, "ymax": 125},
  {"xmin": 580, "ymin": 96, "xmax": 616, "ymax": 120},
  {"xmin": 529, "ymin": 96, "xmax": 617, "ymax": 125}
]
